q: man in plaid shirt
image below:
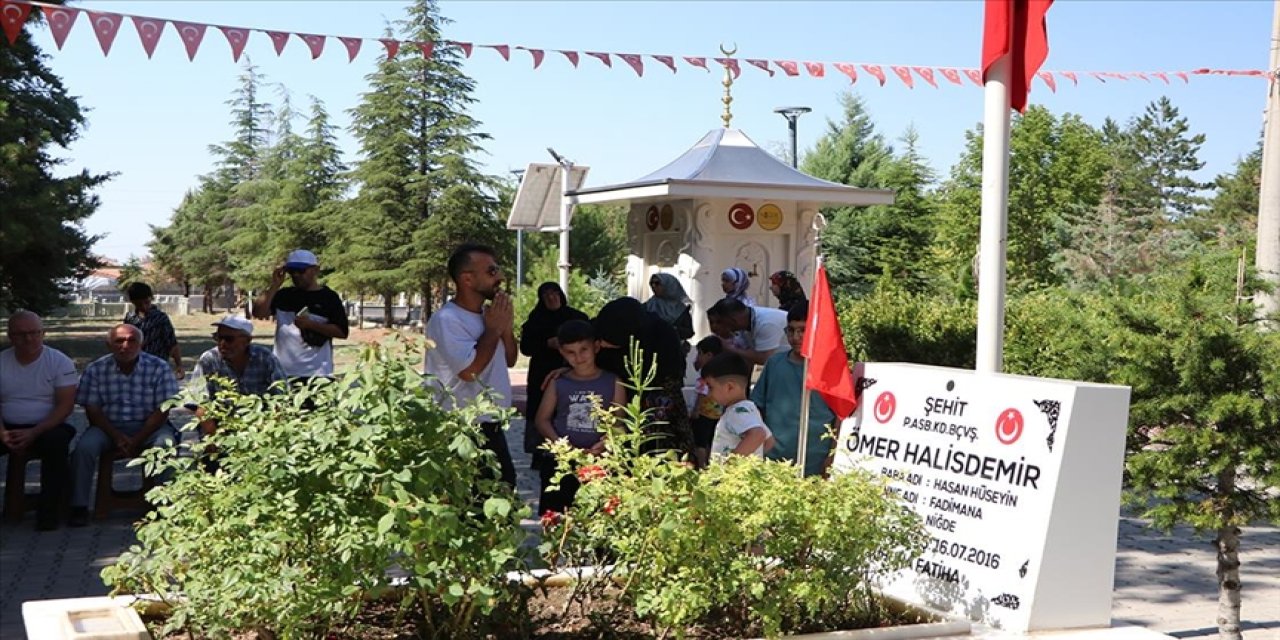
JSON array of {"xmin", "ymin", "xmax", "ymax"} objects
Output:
[
  {"xmin": 68, "ymin": 323, "xmax": 179, "ymax": 526},
  {"xmin": 189, "ymin": 315, "xmax": 287, "ymax": 437}
]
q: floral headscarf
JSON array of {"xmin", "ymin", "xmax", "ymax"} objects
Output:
[{"xmin": 769, "ymin": 270, "xmax": 807, "ymax": 312}]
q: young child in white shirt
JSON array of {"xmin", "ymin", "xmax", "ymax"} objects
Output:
[{"xmin": 701, "ymin": 352, "xmax": 775, "ymax": 460}]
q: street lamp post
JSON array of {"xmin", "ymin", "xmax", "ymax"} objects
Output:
[
  {"xmin": 773, "ymin": 106, "xmax": 812, "ymax": 169},
  {"xmin": 510, "ymin": 169, "xmax": 525, "ymax": 291}
]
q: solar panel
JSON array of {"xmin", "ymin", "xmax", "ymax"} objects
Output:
[{"xmin": 507, "ymin": 163, "xmax": 590, "ymax": 231}]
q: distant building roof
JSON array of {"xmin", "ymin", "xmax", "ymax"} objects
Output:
[{"xmin": 570, "ymin": 128, "xmax": 895, "ymax": 207}]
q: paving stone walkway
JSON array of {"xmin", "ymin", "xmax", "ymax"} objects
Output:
[{"xmin": 2, "ymin": 404, "xmax": 1276, "ymax": 640}]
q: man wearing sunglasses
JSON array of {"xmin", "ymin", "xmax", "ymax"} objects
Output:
[
  {"xmin": 252, "ymin": 249, "xmax": 349, "ymax": 381},
  {"xmin": 188, "ymin": 316, "xmax": 287, "ymax": 437},
  {"xmin": 424, "ymin": 243, "xmax": 518, "ymax": 491}
]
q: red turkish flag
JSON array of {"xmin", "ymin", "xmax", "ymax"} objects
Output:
[
  {"xmin": 775, "ymin": 60, "xmax": 800, "ymax": 77},
  {"xmin": 488, "ymin": 44, "xmax": 510, "ymax": 61},
  {"xmin": 714, "ymin": 57, "xmax": 740, "ymax": 79},
  {"xmin": 1175, "ymin": 71, "xmax": 1189, "ymax": 83},
  {"xmin": 379, "ymin": 38, "xmax": 400, "ymax": 59},
  {"xmin": 558, "ymin": 50, "xmax": 579, "ymax": 67},
  {"xmin": 834, "ymin": 63, "xmax": 858, "ymax": 83},
  {"xmin": 518, "ymin": 47, "xmax": 544, "ymax": 69},
  {"xmin": 652, "ymin": 55, "xmax": 676, "ymax": 73},
  {"xmin": 298, "ymin": 33, "xmax": 325, "ymax": 59},
  {"xmin": 913, "ymin": 66, "xmax": 939, "ymax": 88},
  {"xmin": 747, "ymin": 59, "xmax": 773, "ymax": 77},
  {"xmin": 1, "ymin": 0, "xmax": 32, "ymax": 46},
  {"xmin": 132, "ymin": 16, "xmax": 165, "ymax": 58},
  {"xmin": 266, "ymin": 30, "xmax": 290, "ymax": 55},
  {"xmin": 683, "ymin": 56, "xmax": 708, "ymax": 71},
  {"xmin": 963, "ymin": 68, "xmax": 983, "ymax": 85},
  {"xmin": 86, "ymin": 12, "xmax": 122, "ymax": 56},
  {"xmin": 219, "ymin": 26, "xmax": 250, "ymax": 62},
  {"xmin": 339, "ymin": 36, "xmax": 361, "ymax": 62},
  {"xmin": 861, "ymin": 64, "xmax": 886, "ymax": 86},
  {"xmin": 891, "ymin": 65, "xmax": 914, "ymax": 88},
  {"xmin": 1037, "ymin": 70, "xmax": 1056, "ymax": 92},
  {"xmin": 171, "ymin": 20, "xmax": 206, "ymax": 61},
  {"xmin": 586, "ymin": 51, "xmax": 611, "ymax": 67},
  {"xmin": 618, "ymin": 53, "xmax": 644, "ymax": 76},
  {"xmin": 419, "ymin": 41, "xmax": 434, "ymax": 58},
  {"xmin": 40, "ymin": 5, "xmax": 79, "ymax": 50},
  {"xmin": 454, "ymin": 41, "xmax": 472, "ymax": 58},
  {"xmin": 939, "ymin": 67, "xmax": 963, "ymax": 85},
  {"xmin": 803, "ymin": 61, "xmax": 824, "ymax": 78},
  {"xmin": 981, "ymin": 0, "xmax": 1053, "ymax": 112},
  {"xmin": 801, "ymin": 264, "xmax": 857, "ymax": 421},
  {"xmin": 1152, "ymin": 72, "xmax": 1170, "ymax": 84}
]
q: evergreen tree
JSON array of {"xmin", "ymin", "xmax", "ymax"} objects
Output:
[
  {"xmin": 1128, "ymin": 97, "xmax": 1209, "ymax": 222},
  {"xmin": 0, "ymin": 10, "xmax": 111, "ymax": 312},
  {"xmin": 798, "ymin": 93, "xmax": 898, "ymax": 294},
  {"xmin": 340, "ymin": 1, "xmax": 503, "ymax": 323},
  {"xmin": 931, "ymin": 107, "xmax": 1108, "ymax": 295},
  {"xmin": 1198, "ymin": 141, "xmax": 1261, "ymax": 249},
  {"xmin": 522, "ymin": 203, "xmax": 629, "ymax": 285}
]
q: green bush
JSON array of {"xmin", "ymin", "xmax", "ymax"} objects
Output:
[
  {"xmin": 103, "ymin": 340, "xmax": 529, "ymax": 639},
  {"xmin": 838, "ymin": 283, "xmax": 976, "ymax": 367},
  {"xmin": 539, "ymin": 344, "xmax": 925, "ymax": 638}
]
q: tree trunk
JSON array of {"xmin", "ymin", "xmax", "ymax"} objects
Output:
[
  {"xmin": 383, "ymin": 293, "xmax": 393, "ymax": 327},
  {"xmin": 421, "ymin": 281, "xmax": 433, "ymax": 324},
  {"xmin": 1215, "ymin": 465, "xmax": 1243, "ymax": 640},
  {"xmin": 202, "ymin": 285, "xmax": 213, "ymax": 314}
]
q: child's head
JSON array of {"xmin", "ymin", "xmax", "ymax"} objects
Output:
[
  {"xmin": 785, "ymin": 301, "xmax": 809, "ymax": 354},
  {"xmin": 700, "ymin": 352, "xmax": 751, "ymax": 407},
  {"xmin": 694, "ymin": 336, "xmax": 723, "ymax": 370},
  {"xmin": 557, "ymin": 319, "xmax": 600, "ymax": 373}
]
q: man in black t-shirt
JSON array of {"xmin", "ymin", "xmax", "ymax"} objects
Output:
[{"xmin": 252, "ymin": 249, "xmax": 349, "ymax": 378}]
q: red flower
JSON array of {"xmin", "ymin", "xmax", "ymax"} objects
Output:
[
  {"xmin": 603, "ymin": 495, "xmax": 621, "ymax": 516},
  {"xmin": 577, "ymin": 465, "xmax": 608, "ymax": 483},
  {"xmin": 540, "ymin": 510, "xmax": 562, "ymax": 528}
]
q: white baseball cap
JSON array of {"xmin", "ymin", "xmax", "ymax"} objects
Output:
[
  {"xmin": 212, "ymin": 315, "xmax": 254, "ymax": 337},
  {"xmin": 284, "ymin": 249, "xmax": 319, "ymax": 270}
]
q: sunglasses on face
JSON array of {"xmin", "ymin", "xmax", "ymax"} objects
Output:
[
  {"xmin": 212, "ymin": 333, "xmax": 243, "ymax": 343},
  {"xmin": 469, "ymin": 265, "xmax": 501, "ymax": 276},
  {"xmin": 285, "ymin": 267, "xmax": 308, "ymax": 275}
]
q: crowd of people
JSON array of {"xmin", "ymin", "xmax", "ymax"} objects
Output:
[{"xmin": 1, "ymin": 242, "xmax": 832, "ymax": 529}]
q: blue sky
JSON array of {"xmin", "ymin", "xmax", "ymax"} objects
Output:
[{"xmin": 34, "ymin": 0, "xmax": 1271, "ymax": 263}]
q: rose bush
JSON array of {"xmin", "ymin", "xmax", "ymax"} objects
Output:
[
  {"xmin": 539, "ymin": 341, "xmax": 926, "ymax": 639},
  {"xmin": 103, "ymin": 339, "xmax": 529, "ymax": 639}
]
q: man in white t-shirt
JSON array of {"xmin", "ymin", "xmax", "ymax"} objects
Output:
[
  {"xmin": 251, "ymin": 249, "xmax": 349, "ymax": 379},
  {"xmin": 423, "ymin": 243, "xmax": 517, "ymax": 489},
  {"xmin": 0, "ymin": 311, "xmax": 78, "ymax": 530},
  {"xmin": 707, "ymin": 298, "xmax": 788, "ymax": 367}
]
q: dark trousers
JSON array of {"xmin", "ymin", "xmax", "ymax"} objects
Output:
[
  {"xmin": 479, "ymin": 421, "xmax": 517, "ymax": 490},
  {"xmin": 1, "ymin": 423, "xmax": 75, "ymax": 519}
]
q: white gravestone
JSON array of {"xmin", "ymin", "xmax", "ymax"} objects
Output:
[{"xmin": 831, "ymin": 362, "xmax": 1131, "ymax": 632}]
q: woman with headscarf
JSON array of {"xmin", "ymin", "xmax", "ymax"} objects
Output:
[
  {"xmin": 520, "ymin": 283, "xmax": 589, "ymax": 468},
  {"xmin": 592, "ymin": 297, "xmax": 693, "ymax": 458},
  {"xmin": 769, "ymin": 270, "xmax": 808, "ymax": 313},
  {"xmin": 644, "ymin": 273, "xmax": 694, "ymax": 349},
  {"xmin": 720, "ymin": 267, "xmax": 756, "ymax": 306}
]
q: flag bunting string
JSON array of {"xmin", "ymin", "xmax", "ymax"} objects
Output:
[{"xmin": 0, "ymin": 0, "xmax": 1268, "ymax": 90}]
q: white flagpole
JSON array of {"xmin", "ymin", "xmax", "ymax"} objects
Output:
[
  {"xmin": 796, "ymin": 215, "xmax": 826, "ymax": 477},
  {"xmin": 976, "ymin": 55, "xmax": 1012, "ymax": 374}
]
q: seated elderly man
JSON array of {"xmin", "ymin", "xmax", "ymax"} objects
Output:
[
  {"xmin": 69, "ymin": 323, "xmax": 179, "ymax": 526},
  {"xmin": 190, "ymin": 315, "xmax": 287, "ymax": 437},
  {"xmin": 0, "ymin": 311, "xmax": 78, "ymax": 530}
]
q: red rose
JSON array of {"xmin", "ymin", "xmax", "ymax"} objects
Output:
[
  {"xmin": 603, "ymin": 495, "xmax": 621, "ymax": 515},
  {"xmin": 540, "ymin": 510, "xmax": 562, "ymax": 528},
  {"xmin": 577, "ymin": 465, "xmax": 608, "ymax": 483}
]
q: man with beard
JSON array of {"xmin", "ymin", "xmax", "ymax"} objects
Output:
[
  {"xmin": 423, "ymin": 243, "xmax": 517, "ymax": 489},
  {"xmin": 252, "ymin": 249, "xmax": 349, "ymax": 381}
]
